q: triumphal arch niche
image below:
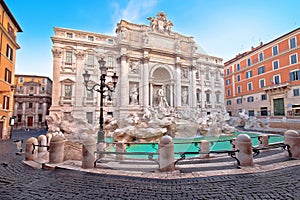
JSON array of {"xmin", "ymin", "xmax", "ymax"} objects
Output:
[{"xmin": 115, "ymin": 12, "xmax": 225, "ymax": 119}]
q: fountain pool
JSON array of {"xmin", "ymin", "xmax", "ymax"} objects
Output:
[{"xmin": 105, "ymin": 132, "xmax": 284, "ymax": 158}]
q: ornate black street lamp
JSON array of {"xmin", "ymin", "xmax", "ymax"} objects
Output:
[{"xmin": 83, "ymin": 58, "xmax": 118, "ymax": 143}]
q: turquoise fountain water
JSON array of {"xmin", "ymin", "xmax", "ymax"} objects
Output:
[{"xmin": 106, "ymin": 132, "xmax": 284, "ymax": 158}]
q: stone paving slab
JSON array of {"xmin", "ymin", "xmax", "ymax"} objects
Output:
[{"xmin": 2, "ymin": 138, "xmax": 300, "ymax": 199}]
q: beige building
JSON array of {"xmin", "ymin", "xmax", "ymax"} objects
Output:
[
  {"xmin": 50, "ymin": 12, "xmax": 224, "ymax": 125},
  {"xmin": 14, "ymin": 75, "xmax": 52, "ymax": 130}
]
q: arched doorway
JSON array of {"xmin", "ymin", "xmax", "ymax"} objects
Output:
[{"xmin": 151, "ymin": 66, "xmax": 173, "ymax": 107}]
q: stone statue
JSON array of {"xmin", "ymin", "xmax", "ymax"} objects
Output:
[
  {"xmin": 157, "ymin": 86, "xmax": 169, "ymax": 108},
  {"xmin": 129, "ymin": 84, "xmax": 139, "ymax": 105},
  {"xmin": 121, "ymin": 29, "xmax": 126, "ymax": 40},
  {"xmin": 147, "ymin": 12, "xmax": 173, "ymax": 33},
  {"xmin": 182, "ymin": 88, "xmax": 188, "ymax": 105},
  {"xmin": 142, "ymin": 31, "xmax": 149, "ymax": 44},
  {"xmin": 129, "ymin": 61, "xmax": 139, "ymax": 73},
  {"xmin": 165, "ymin": 20, "xmax": 173, "ymax": 32}
]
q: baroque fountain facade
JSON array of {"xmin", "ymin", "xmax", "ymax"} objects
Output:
[{"xmin": 49, "ymin": 12, "xmax": 234, "ymax": 142}]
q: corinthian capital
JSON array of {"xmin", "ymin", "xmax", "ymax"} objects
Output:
[{"xmin": 52, "ymin": 47, "xmax": 63, "ymax": 58}]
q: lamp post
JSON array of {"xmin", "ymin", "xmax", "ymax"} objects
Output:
[{"xmin": 83, "ymin": 58, "xmax": 118, "ymax": 143}]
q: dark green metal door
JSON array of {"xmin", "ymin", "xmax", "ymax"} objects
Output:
[{"xmin": 273, "ymin": 98, "xmax": 285, "ymax": 116}]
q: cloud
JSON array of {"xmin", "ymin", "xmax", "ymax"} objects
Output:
[{"xmin": 111, "ymin": 0, "xmax": 158, "ymax": 25}]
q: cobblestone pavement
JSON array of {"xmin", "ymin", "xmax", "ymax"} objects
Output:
[{"xmin": 1, "ymin": 139, "xmax": 300, "ymax": 200}]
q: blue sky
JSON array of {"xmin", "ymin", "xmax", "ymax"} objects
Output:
[{"xmin": 6, "ymin": 0, "xmax": 300, "ymax": 79}]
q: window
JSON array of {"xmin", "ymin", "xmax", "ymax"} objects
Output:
[
  {"xmin": 273, "ymin": 60, "xmax": 279, "ymax": 70},
  {"xmin": 274, "ymin": 75, "xmax": 280, "ymax": 84},
  {"xmin": 206, "ymin": 93, "xmax": 210, "ymax": 102},
  {"xmin": 17, "ymin": 114, "xmax": 22, "ymax": 123},
  {"xmin": 108, "ymin": 39, "xmax": 113, "ymax": 44},
  {"xmin": 42, "ymin": 78, "xmax": 46, "ymax": 84},
  {"xmin": 4, "ymin": 68, "xmax": 12, "ymax": 83},
  {"xmin": 38, "ymin": 114, "xmax": 43, "ymax": 122},
  {"xmin": 41, "ymin": 86, "xmax": 45, "ymax": 92},
  {"xmin": 237, "ymin": 98, "xmax": 243, "ymax": 104},
  {"xmin": 195, "ymin": 71, "xmax": 200, "ymax": 79},
  {"xmin": 88, "ymin": 36, "xmax": 94, "ymax": 41},
  {"xmin": 226, "ymin": 79, "xmax": 231, "ymax": 85},
  {"xmin": 247, "ymin": 96, "xmax": 254, "ymax": 102},
  {"xmin": 247, "ymin": 58, "xmax": 251, "ymax": 66},
  {"xmin": 259, "ymin": 79, "xmax": 265, "ymax": 88},
  {"xmin": 290, "ymin": 54, "xmax": 298, "ymax": 65},
  {"xmin": 226, "ymin": 68, "xmax": 230, "ymax": 75},
  {"xmin": 215, "ymin": 71, "xmax": 220, "ymax": 81},
  {"xmin": 272, "ymin": 45, "xmax": 278, "ymax": 56},
  {"xmin": 261, "ymin": 107, "xmax": 268, "ymax": 116},
  {"xmin": 6, "ymin": 44, "xmax": 13, "ymax": 61},
  {"xmin": 290, "ymin": 37, "xmax": 296, "ymax": 49},
  {"xmin": 87, "ymin": 112, "xmax": 93, "ymax": 124},
  {"xmin": 261, "ymin": 94, "xmax": 267, "ymax": 100},
  {"xmin": 87, "ymin": 54, "xmax": 94, "ymax": 66},
  {"xmin": 257, "ymin": 66, "xmax": 265, "ymax": 75},
  {"xmin": 237, "ymin": 85, "xmax": 241, "ymax": 94},
  {"xmin": 236, "ymin": 63, "xmax": 240, "ymax": 71},
  {"xmin": 19, "ymin": 77, "xmax": 23, "ymax": 83},
  {"xmin": 259, "ymin": 52, "xmax": 264, "ymax": 62},
  {"xmin": 248, "ymin": 110, "xmax": 255, "ymax": 117},
  {"xmin": 216, "ymin": 94, "xmax": 220, "ymax": 103},
  {"xmin": 226, "ymin": 100, "xmax": 231, "ymax": 105},
  {"xmin": 237, "ymin": 74, "xmax": 241, "ymax": 82},
  {"xmin": 19, "ymin": 86, "xmax": 23, "ymax": 92},
  {"xmin": 65, "ymin": 51, "xmax": 73, "ymax": 65},
  {"xmin": 87, "ymin": 90, "xmax": 94, "ymax": 100},
  {"xmin": 247, "ymin": 82, "xmax": 252, "ymax": 91},
  {"xmin": 246, "ymin": 70, "xmax": 252, "ymax": 79},
  {"xmin": 67, "ymin": 33, "xmax": 73, "ymax": 38},
  {"xmin": 205, "ymin": 71, "xmax": 210, "ymax": 80},
  {"xmin": 107, "ymin": 56, "xmax": 114, "ymax": 67},
  {"xmin": 227, "ymin": 89, "xmax": 231, "ymax": 96},
  {"xmin": 65, "ymin": 85, "xmax": 72, "ymax": 97},
  {"xmin": 2, "ymin": 96, "xmax": 9, "ymax": 109},
  {"xmin": 29, "ymin": 103, "xmax": 33, "ymax": 108},
  {"xmin": 290, "ymin": 70, "xmax": 300, "ymax": 81},
  {"xmin": 196, "ymin": 89, "xmax": 201, "ymax": 102},
  {"xmin": 293, "ymin": 89, "xmax": 300, "ymax": 96}
]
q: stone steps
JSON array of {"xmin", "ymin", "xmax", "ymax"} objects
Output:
[{"xmin": 94, "ymin": 147, "xmax": 292, "ymax": 174}]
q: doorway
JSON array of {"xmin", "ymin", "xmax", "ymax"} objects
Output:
[
  {"xmin": 27, "ymin": 117, "xmax": 33, "ymax": 127},
  {"xmin": 0, "ymin": 122, "xmax": 3, "ymax": 139},
  {"xmin": 273, "ymin": 98, "xmax": 285, "ymax": 116}
]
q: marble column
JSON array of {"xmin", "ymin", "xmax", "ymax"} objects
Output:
[
  {"xmin": 119, "ymin": 55, "xmax": 129, "ymax": 108},
  {"xmin": 51, "ymin": 47, "xmax": 63, "ymax": 108},
  {"xmin": 141, "ymin": 56, "xmax": 150, "ymax": 107},
  {"xmin": 191, "ymin": 65, "xmax": 197, "ymax": 108},
  {"xmin": 175, "ymin": 62, "xmax": 181, "ymax": 107}
]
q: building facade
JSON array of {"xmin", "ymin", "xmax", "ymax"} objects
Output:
[
  {"xmin": 13, "ymin": 75, "xmax": 52, "ymax": 130},
  {"xmin": 0, "ymin": 0, "xmax": 22, "ymax": 139},
  {"xmin": 224, "ymin": 28, "xmax": 300, "ymax": 118},
  {"xmin": 50, "ymin": 12, "xmax": 224, "ymax": 125}
]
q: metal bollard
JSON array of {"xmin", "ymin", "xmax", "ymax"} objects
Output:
[
  {"xmin": 116, "ymin": 142, "xmax": 126, "ymax": 161},
  {"xmin": 159, "ymin": 135, "xmax": 175, "ymax": 172},
  {"xmin": 199, "ymin": 140, "xmax": 210, "ymax": 158},
  {"xmin": 49, "ymin": 135, "xmax": 64, "ymax": 164},
  {"xmin": 25, "ymin": 137, "xmax": 38, "ymax": 161},
  {"xmin": 230, "ymin": 138, "xmax": 236, "ymax": 151},
  {"xmin": 284, "ymin": 130, "xmax": 300, "ymax": 159},
  {"xmin": 236, "ymin": 134, "xmax": 253, "ymax": 167},
  {"xmin": 258, "ymin": 135, "xmax": 269, "ymax": 148},
  {"xmin": 82, "ymin": 136, "xmax": 96, "ymax": 169}
]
